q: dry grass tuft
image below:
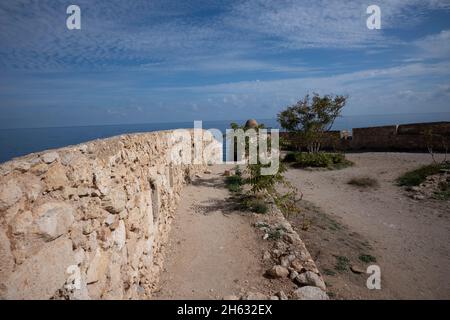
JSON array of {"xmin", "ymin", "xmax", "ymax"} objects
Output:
[{"xmin": 347, "ymin": 176, "xmax": 379, "ymax": 188}]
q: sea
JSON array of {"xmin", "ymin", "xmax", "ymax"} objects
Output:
[{"xmin": 1, "ymin": 112, "xmax": 449, "ymax": 164}]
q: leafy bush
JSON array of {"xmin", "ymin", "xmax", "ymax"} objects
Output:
[
  {"xmin": 397, "ymin": 162, "xmax": 450, "ymax": 186},
  {"xmin": 433, "ymin": 181, "xmax": 450, "ymax": 200},
  {"xmin": 359, "ymin": 254, "xmax": 377, "ymax": 263},
  {"xmin": 247, "ymin": 161, "xmax": 287, "ymax": 194},
  {"xmin": 283, "ymin": 152, "xmax": 297, "ymax": 163},
  {"xmin": 334, "ymin": 255, "xmax": 350, "ymax": 272},
  {"xmin": 225, "ymin": 174, "xmax": 242, "ymax": 186},
  {"xmin": 243, "ymin": 197, "xmax": 269, "ymax": 214},
  {"xmin": 287, "ymin": 152, "xmax": 352, "ymax": 169},
  {"xmin": 268, "ymin": 227, "xmax": 285, "ymax": 240},
  {"xmin": 225, "ymin": 173, "xmax": 243, "ymax": 193},
  {"xmin": 274, "ymin": 189, "xmax": 302, "ymax": 218},
  {"xmin": 227, "ymin": 183, "xmax": 242, "ymax": 193}
]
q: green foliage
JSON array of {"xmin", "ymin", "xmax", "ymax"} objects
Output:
[
  {"xmin": 286, "ymin": 152, "xmax": 352, "ymax": 169},
  {"xmin": 226, "ymin": 183, "xmax": 242, "ymax": 193},
  {"xmin": 274, "ymin": 188, "xmax": 302, "ymax": 218},
  {"xmin": 267, "ymin": 226, "xmax": 286, "ymax": 240},
  {"xmin": 359, "ymin": 254, "xmax": 377, "ymax": 263},
  {"xmin": 277, "ymin": 93, "xmax": 347, "ymax": 152},
  {"xmin": 433, "ymin": 181, "xmax": 450, "ymax": 200},
  {"xmin": 334, "ymin": 255, "xmax": 350, "ymax": 272},
  {"xmin": 230, "ymin": 122, "xmax": 240, "ymax": 130},
  {"xmin": 244, "ymin": 197, "xmax": 269, "ymax": 214},
  {"xmin": 234, "ymin": 166, "xmax": 242, "ymax": 177},
  {"xmin": 225, "ymin": 172, "xmax": 243, "ymax": 193},
  {"xmin": 246, "ymin": 161, "xmax": 287, "ymax": 194},
  {"xmin": 227, "ymin": 122, "xmax": 300, "ymax": 217},
  {"xmin": 397, "ymin": 162, "xmax": 450, "ymax": 186},
  {"xmin": 283, "ymin": 152, "xmax": 297, "ymax": 163},
  {"xmin": 323, "ymin": 268, "xmax": 337, "ymax": 276},
  {"xmin": 225, "ymin": 174, "xmax": 242, "ymax": 187},
  {"xmin": 293, "ymin": 152, "xmax": 332, "ymax": 167},
  {"xmin": 230, "ymin": 121, "xmax": 287, "ymax": 195}
]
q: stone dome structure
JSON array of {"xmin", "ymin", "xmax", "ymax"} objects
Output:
[{"xmin": 245, "ymin": 119, "xmax": 258, "ymax": 128}]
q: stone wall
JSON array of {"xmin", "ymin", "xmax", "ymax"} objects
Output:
[
  {"xmin": 0, "ymin": 130, "xmax": 221, "ymax": 300},
  {"xmin": 351, "ymin": 125, "xmax": 397, "ymax": 150},
  {"xmin": 281, "ymin": 121, "xmax": 450, "ymax": 152},
  {"xmin": 352, "ymin": 122, "xmax": 450, "ymax": 151}
]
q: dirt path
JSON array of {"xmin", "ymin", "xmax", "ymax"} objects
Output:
[
  {"xmin": 285, "ymin": 152, "xmax": 450, "ymax": 299},
  {"xmin": 154, "ymin": 165, "xmax": 294, "ymax": 299}
]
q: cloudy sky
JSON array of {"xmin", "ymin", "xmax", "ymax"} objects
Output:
[{"xmin": 0, "ymin": 0, "xmax": 450, "ymax": 128}]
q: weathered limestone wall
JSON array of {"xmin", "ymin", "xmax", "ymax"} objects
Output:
[{"xmin": 0, "ymin": 130, "xmax": 220, "ymax": 299}]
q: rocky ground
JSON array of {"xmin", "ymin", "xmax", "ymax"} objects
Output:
[
  {"xmin": 154, "ymin": 152, "xmax": 449, "ymax": 300},
  {"xmin": 153, "ymin": 165, "xmax": 328, "ymax": 300},
  {"xmin": 407, "ymin": 170, "xmax": 450, "ymax": 200},
  {"xmin": 284, "ymin": 152, "xmax": 450, "ymax": 299}
]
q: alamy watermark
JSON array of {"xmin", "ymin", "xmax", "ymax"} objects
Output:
[
  {"xmin": 366, "ymin": 265, "xmax": 381, "ymax": 290},
  {"xmin": 66, "ymin": 4, "xmax": 381, "ymax": 31},
  {"xmin": 66, "ymin": 5, "xmax": 81, "ymax": 30},
  {"xmin": 367, "ymin": 5, "xmax": 381, "ymax": 30},
  {"xmin": 168, "ymin": 121, "xmax": 280, "ymax": 176}
]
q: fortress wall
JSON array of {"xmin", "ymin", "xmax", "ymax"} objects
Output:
[
  {"xmin": 281, "ymin": 122, "xmax": 450, "ymax": 152},
  {"xmin": 353, "ymin": 122, "xmax": 450, "ymax": 151},
  {"xmin": 352, "ymin": 125, "xmax": 398, "ymax": 150},
  {"xmin": 0, "ymin": 130, "xmax": 221, "ymax": 299}
]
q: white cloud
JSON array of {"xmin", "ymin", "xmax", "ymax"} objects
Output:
[
  {"xmin": 414, "ymin": 30, "xmax": 450, "ymax": 59},
  {"xmin": 1, "ymin": 0, "xmax": 449, "ymax": 71},
  {"xmin": 163, "ymin": 61, "xmax": 450, "ymax": 116}
]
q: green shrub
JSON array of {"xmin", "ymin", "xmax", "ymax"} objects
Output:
[
  {"xmin": 294, "ymin": 152, "xmax": 331, "ymax": 167},
  {"xmin": 227, "ymin": 183, "xmax": 242, "ymax": 193},
  {"xmin": 433, "ymin": 181, "xmax": 450, "ymax": 200},
  {"xmin": 334, "ymin": 255, "xmax": 350, "ymax": 272},
  {"xmin": 268, "ymin": 227, "xmax": 285, "ymax": 240},
  {"xmin": 225, "ymin": 174, "xmax": 242, "ymax": 186},
  {"xmin": 274, "ymin": 190, "xmax": 302, "ymax": 218},
  {"xmin": 397, "ymin": 162, "xmax": 450, "ymax": 187},
  {"xmin": 225, "ymin": 174, "xmax": 243, "ymax": 193},
  {"xmin": 283, "ymin": 152, "xmax": 298, "ymax": 163},
  {"xmin": 289, "ymin": 152, "xmax": 352, "ymax": 169},
  {"xmin": 323, "ymin": 268, "xmax": 337, "ymax": 276},
  {"xmin": 244, "ymin": 198, "xmax": 269, "ymax": 214},
  {"xmin": 359, "ymin": 254, "xmax": 377, "ymax": 263}
]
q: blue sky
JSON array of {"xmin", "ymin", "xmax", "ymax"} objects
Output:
[{"xmin": 0, "ymin": 0, "xmax": 450, "ymax": 128}]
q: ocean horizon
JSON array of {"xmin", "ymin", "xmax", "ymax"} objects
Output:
[{"xmin": 1, "ymin": 112, "xmax": 449, "ymax": 164}]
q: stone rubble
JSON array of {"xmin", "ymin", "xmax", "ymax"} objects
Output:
[
  {"xmin": 407, "ymin": 170, "xmax": 450, "ymax": 200},
  {"xmin": 253, "ymin": 202, "xmax": 330, "ymax": 300}
]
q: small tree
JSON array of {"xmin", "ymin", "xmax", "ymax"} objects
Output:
[
  {"xmin": 228, "ymin": 121, "xmax": 302, "ymax": 218},
  {"xmin": 229, "ymin": 121, "xmax": 284, "ymax": 195},
  {"xmin": 277, "ymin": 93, "xmax": 347, "ymax": 153}
]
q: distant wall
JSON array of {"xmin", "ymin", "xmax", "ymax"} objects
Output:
[
  {"xmin": 353, "ymin": 122, "xmax": 450, "ymax": 151},
  {"xmin": 281, "ymin": 122, "xmax": 450, "ymax": 152},
  {"xmin": 351, "ymin": 125, "xmax": 397, "ymax": 150},
  {"xmin": 0, "ymin": 130, "xmax": 221, "ymax": 300}
]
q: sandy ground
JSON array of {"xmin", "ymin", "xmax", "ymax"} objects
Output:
[
  {"xmin": 154, "ymin": 165, "xmax": 295, "ymax": 299},
  {"xmin": 285, "ymin": 152, "xmax": 450, "ymax": 299},
  {"xmin": 155, "ymin": 153, "xmax": 449, "ymax": 300}
]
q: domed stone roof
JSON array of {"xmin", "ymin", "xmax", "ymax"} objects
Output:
[{"xmin": 245, "ymin": 119, "xmax": 258, "ymax": 128}]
